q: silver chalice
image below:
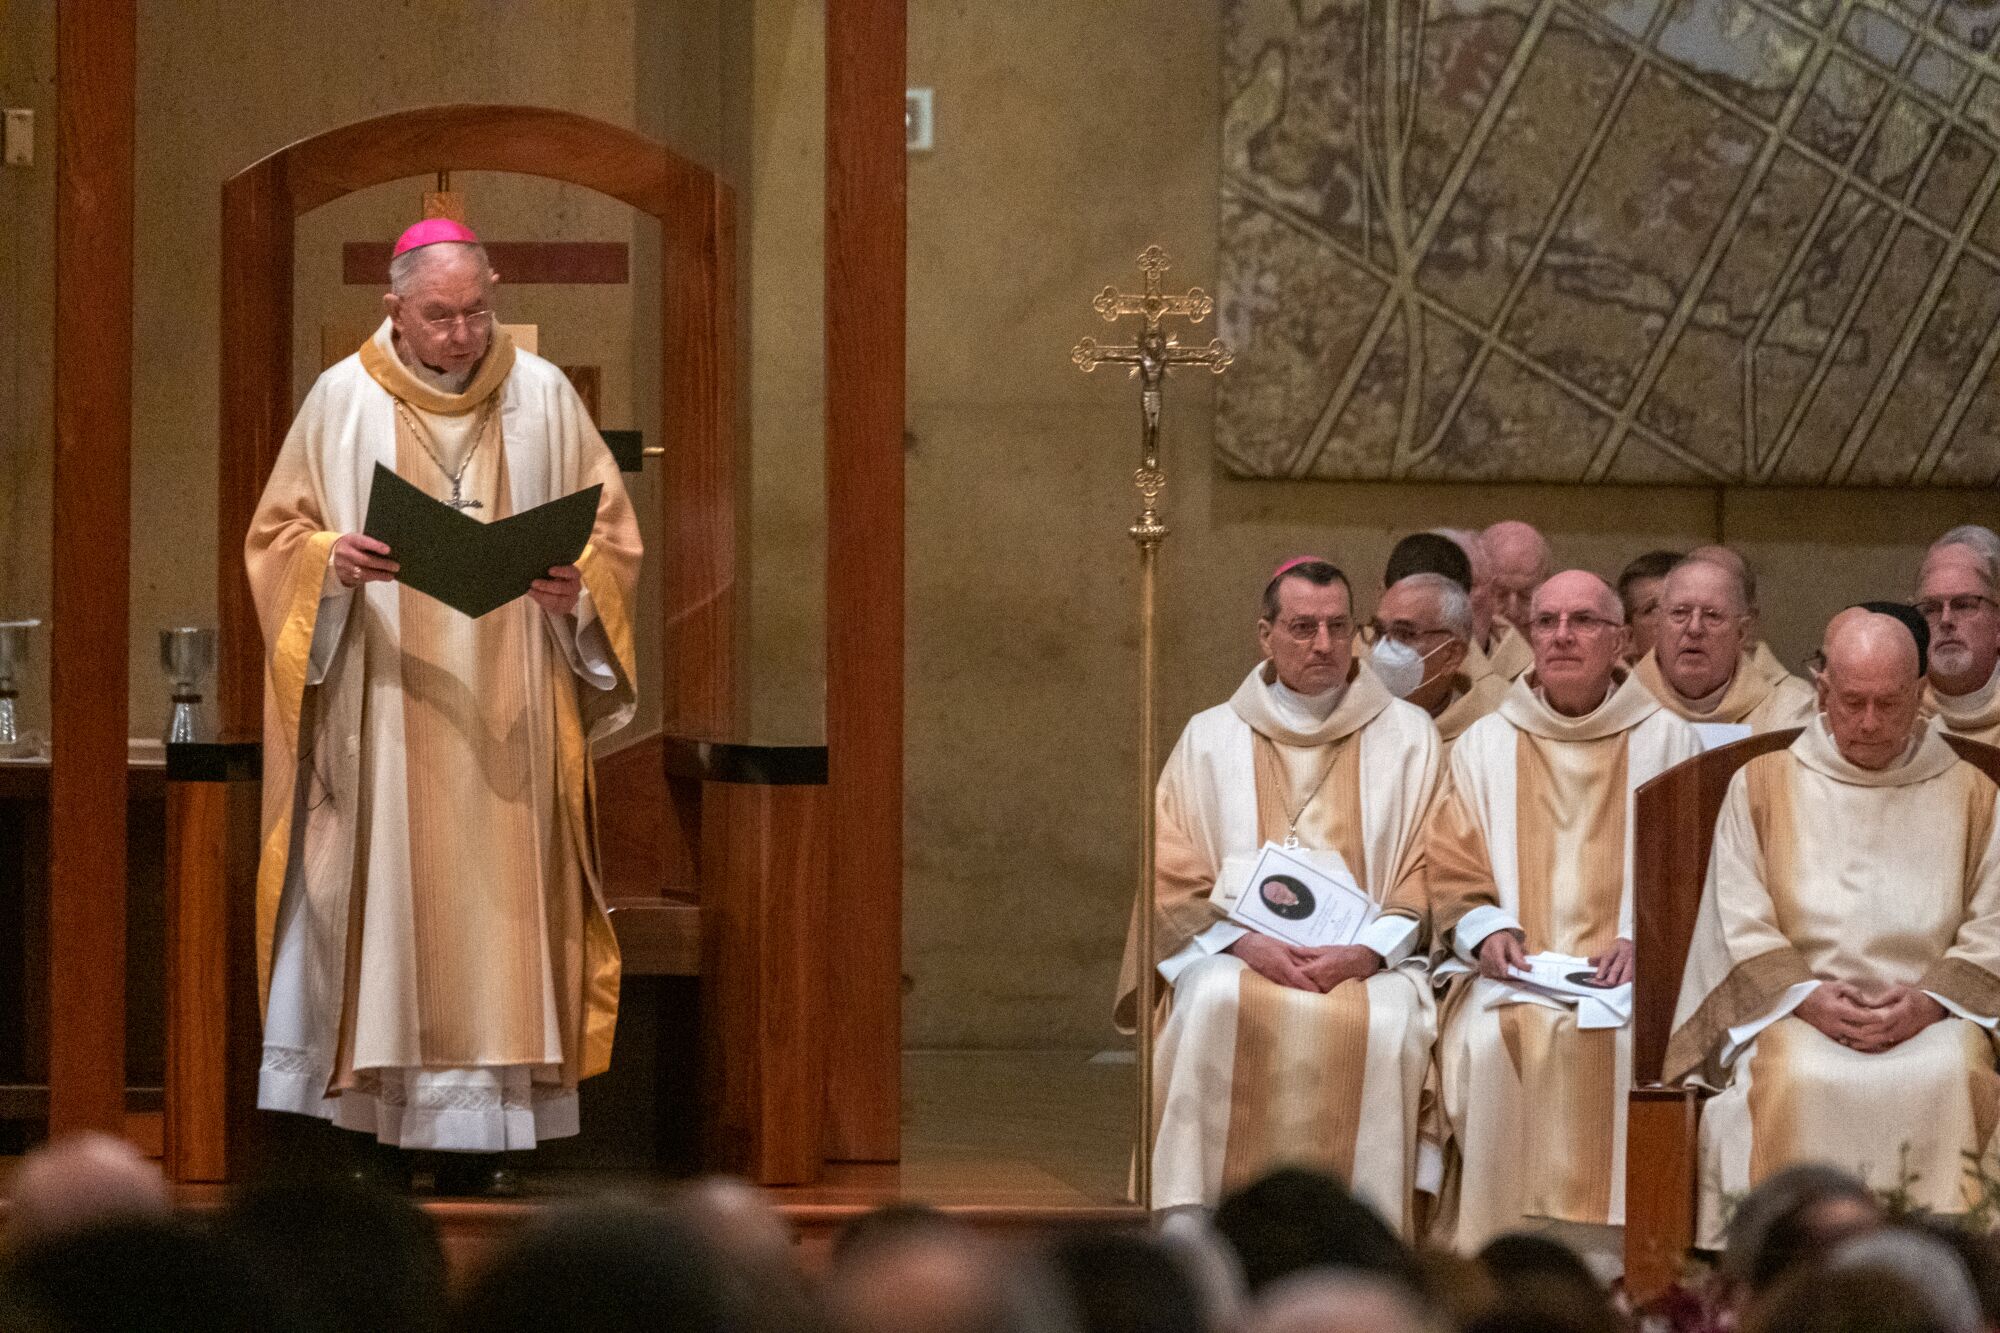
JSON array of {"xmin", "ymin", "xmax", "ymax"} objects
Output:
[
  {"xmin": 0, "ymin": 619, "xmax": 40, "ymax": 756},
  {"xmin": 160, "ymin": 626, "xmax": 217, "ymax": 744}
]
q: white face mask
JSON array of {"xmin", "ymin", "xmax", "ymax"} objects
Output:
[{"xmin": 1370, "ymin": 636, "xmax": 1449, "ymax": 699}]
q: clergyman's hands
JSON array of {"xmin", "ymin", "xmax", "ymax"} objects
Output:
[
  {"xmin": 1588, "ymin": 938, "xmax": 1635, "ymax": 987},
  {"xmin": 528, "ymin": 563, "xmax": 582, "ymax": 617},
  {"xmin": 1228, "ymin": 933, "xmax": 1316, "ymax": 992},
  {"xmin": 331, "ymin": 533, "xmax": 398, "ymax": 589},
  {"xmin": 1476, "ymin": 929, "xmax": 1528, "ymax": 980},
  {"xmin": 1846, "ymin": 983, "xmax": 1947, "ymax": 1053},
  {"xmin": 1795, "ymin": 981, "xmax": 1885, "ymax": 1048},
  {"xmin": 1294, "ymin": 944, "xmax": 1385, "ymax": 992}
]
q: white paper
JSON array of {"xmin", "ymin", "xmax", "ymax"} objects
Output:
[
  {"xmin": 1219, "ymin": 842, "xmax": 1378, "ymax": 949},
  {"xmin": 1487, "ymin": 951, "xmax": 1633, "ymax": 1030},
  {"xmin": 1691, "ymin": 722, "xmax": 1753, "ymax": 751}
]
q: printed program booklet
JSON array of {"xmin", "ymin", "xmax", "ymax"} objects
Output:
[{"xmin": 1218, "ymin": 842, "xmax": 1378, "ymax": 950}]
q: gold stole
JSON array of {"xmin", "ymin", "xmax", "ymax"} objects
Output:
[
  {"xmin": 1220, "ymin": 733, "xmax": 1373, "ymax": 1190},
  {"xmin": 1501, "ymin": 729, "xmax": 1627, "ymax": 1222}
]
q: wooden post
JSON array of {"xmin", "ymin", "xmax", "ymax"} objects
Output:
[
  {"xmin": 48, "ymin": 0, "xmax": 136, "ymax": 1139},
  {"xmin": 824, "ymin": 0, "xmax": 907, "ymax": 1164}
]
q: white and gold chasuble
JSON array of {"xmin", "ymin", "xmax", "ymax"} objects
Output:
[
  {"xmin": 246, "ymin": 320, "xmax": 641, "ymax": 1150},
  {"xmin": 1632, "ymin": 648, "xmax": 1816, "ymax": 734},
  {"xmin": 1668, "ymin": 718, "xmax": 2000, "ymax": 1245},
  {"xmin": 1426, "ymin": 672, "xmax": 1700, "ymax": 1262},
  {"xmin": 1115, "ymin": 661, "xmax": 1441, "ymax": 1233}
]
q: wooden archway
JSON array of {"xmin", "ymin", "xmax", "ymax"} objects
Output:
[
  {"xmin": 166, "ymin": 104, "xmax": 750, "ymax": 1183},
  {"xmin": 215, "ymin": 103, "xmax": 737, "ymax": 744}
]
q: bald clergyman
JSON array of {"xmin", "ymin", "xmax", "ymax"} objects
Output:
[
  {"xmin": 1632, "ymin": 557, "xmax": 1815, "ymax": 741},
  {"xmin": 1476, "ymin": 521, "xmax": 1550, "ymax": 683},
  {"xmin": 246, "ymin": 220, "xmax": 641, "ymax": 1189},
  {"xmin": 1918, "ymin": 527, "xmax": 2000, "ymax": 745},
  {"xmin": 1426, "ymin": 571, "xmax": 1701, "ymax": 1265},
  {"xmin": 1667, "ymin": 609, "xmax": 2000, "ymax": 1244},
  {"xmin": 1117, "ymin": 559, "xmax": 1441, "ymax": 1232}
]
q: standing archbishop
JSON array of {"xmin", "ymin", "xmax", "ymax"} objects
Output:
[{"xmin": 244, "ymin": 220, "xmax": 642, "ymax": 1188}]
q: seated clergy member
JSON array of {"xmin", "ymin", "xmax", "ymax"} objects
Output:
[
  {"xmin": 1436, "ymin": 528, "xmax": 1511, "ymax": 684},
  {"xmin": 1685, "ymin": 543, "xmax": 1789, "ymax": 685},
  {"xmin": 1116, "ymin": 558, "xmax": 1441, "ymax": 1232},
  {"xmin": 1633, "ymin": 557, "xmax": 1815, "ymax": 740},
  {"xmin": 1478, "ymin": 521, "xmax": 1551, "ymax": 682},
  {"xmin": 1427, "ymin": 571, "xmax": 1701, "ymax": 1264},
  {"xmin": 1918, "ymin": 527, "xmax": 2000, "ymax": 744},
  {"xmin": 1353, "ymin": 531, "xmax": 1476, "ymax": 658},
  {"xmin": 1617, "ymin": 549, "xmax": 1681, "ymax": 666},
  {"xmin": 1666, "ymin": 608, "xmax": 2000, "ymax": 1245},
  {"xmin": 1374, "ymin": 573, "xmax": 1507, "ymax": 747}
]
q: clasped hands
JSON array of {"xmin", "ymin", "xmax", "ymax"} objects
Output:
[
  {"xmin": 328, "ymin": 533, "xmax": 581, "ymax": 616},
  {"xmin": 1795, "ymin": 979, "xmax": 1946, "ymax": 1053},
  {"xmin": 1228, "ymin": 933, "xmax": 1382, "ymax": 992},
  {"xmin": 1476, "ymin": 930, "xmax": 1633, "ymax": 987}
]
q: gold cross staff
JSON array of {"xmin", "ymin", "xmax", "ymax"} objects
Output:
[
  {"xmin": 1072, "ymin": 245, "xmax": 1234, "ymax": 511},
  {"xmin": 1071, "ymin": 246, "xmax": 1232, "ymax": 1213}
]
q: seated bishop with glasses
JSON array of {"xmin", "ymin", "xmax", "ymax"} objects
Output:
[{"xmin": 1115, "ymin": 558, "xmax": 1441, "ymax": 1234}]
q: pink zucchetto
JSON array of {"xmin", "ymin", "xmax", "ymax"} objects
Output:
[
  {"xmin": 1270, "ymin": 556, "xmax": 1331, "ymax": 581},
  {"xmin": 392, "ymin": 217, "xmax": 481, "ymax": 257}
]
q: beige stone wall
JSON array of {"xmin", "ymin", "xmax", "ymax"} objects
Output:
[{"xmin": 1, "ymin": 2, "xmax": 1990, "ymax": 1059}]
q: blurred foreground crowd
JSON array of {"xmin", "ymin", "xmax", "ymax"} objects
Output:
[{"xmin": 1, "ymin": 1132, "xmax": 1996, "ymax": 1333}]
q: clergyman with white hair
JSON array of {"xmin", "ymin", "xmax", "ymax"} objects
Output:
[
  {"xmin": 1918, "ymin": 524, "xmax": 2000, "ymax": 745},
  {"xmin": 244, "ymin": 219, "xmax": 643, "ymax": 1194},
  {"xmin": 1371, "ymin": 572, "xmax": 1507, "ymax": 748}
]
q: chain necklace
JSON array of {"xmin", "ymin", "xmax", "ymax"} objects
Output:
[
  {"xmin": 395, "ymin": 397, "xmax": 495, "ymax": 512},
  {"xmin": 1280, "ymin": 741, "xmax": 1345, "ymax": 849}
]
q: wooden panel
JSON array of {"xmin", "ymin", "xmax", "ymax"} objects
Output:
[
  {"xmin": 658, "ymin": 175, "xmax": 739, "ymax": 736},
  {"xmin": 823, "ymin": 0, "xmax": 907, "ymax": 1164},
  {"xmin": 595, "ymin": 735, "xmax": 686, "ymax": 899},
  {"xmin": 1943, "ymin": 734, "xmax": 2000, "ymax": 782},
  {"xmin": 699, "ymin": 782, "xmax": 829, "ymax": 1184},
  {"xmin": 1632, "ymin": 728, "xmax": 1797, "ymax": 1085},
  {"xmin": 343, "ymin": 240, "xmax": 629, "ymax": 285},
  {"xmin": 605, "ymin": 899, "xmax": 701, "ymax": 977},
  {"xmin": 217, "ymin": 160, "xmax": 294, "ymax": 743},
  {"xmin": 48, "ymin": 0, "xmax": 135, "ymax": 1140},
  {"xmin": 1625, "ymin": 1087, "xmax": 1702, "ymax": 1303},
  {"xmin": 164, "ymin": 782, "xmax": 228, "ymax": 1180}
]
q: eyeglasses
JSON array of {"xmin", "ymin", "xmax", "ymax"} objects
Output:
[
  {"xmin": 1915, "ymin": 594, "xmax": 1998, "ymax": 621},
  {"xmin": 415, "ymin": 307, "xmax": 493, "ymax": 333},
  {"xmin": 1272, "ymin": 616, "xmax": 1353, "ymax": 644},
  {"xmin": 1664, "ymin": 605, "xmax": 1741, "ymax": 630},
  {"xmin": 1526, "ymin": 611, "xmax": 1622, "ymax": 638},
  {"xmin": 1371, "ymin": 620, "xmax": 1453, "ymax": 647}
]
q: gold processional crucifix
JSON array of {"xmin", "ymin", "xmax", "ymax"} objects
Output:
[{"xmin": 1071, "ymin": 245, "xmax": 1232, "ymax": 1211}]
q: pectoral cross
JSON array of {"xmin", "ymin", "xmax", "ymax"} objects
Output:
[
  {"xmin": 445, "ymin": 480, "xmax": 482, "ymax": 512},
  {"xmin": 1071, "ymin": 245, "xmax": 1234, "ymax": 541}
]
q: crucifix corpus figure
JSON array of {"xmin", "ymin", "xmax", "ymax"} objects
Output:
[
  {"xmin": 1071, "ymin": 244, "xmax": 1233, "ymax": 503},
  {"xmin": 244, "ymin": 218, "xmax": 643, "ymax": 1196}
]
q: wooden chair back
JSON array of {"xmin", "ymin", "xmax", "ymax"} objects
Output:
[
  {"xmin": 1632, "ymin": 729, "xmax": 1797, "ymax": 1086},
  {"xmin": 1633, "ymin": 727, "xmax": 2000, "ymax": 1086}
]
